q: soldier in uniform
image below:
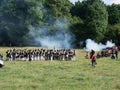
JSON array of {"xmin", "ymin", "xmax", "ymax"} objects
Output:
[
  {"xmin": 115, "ymin": 46, "xmax": 118, "ymax": 59},
  {"xmin": 91, "ymin": 52, "xmax": 97, "ymax": 67},
  {"xmin": 0, "ymin": 54, "xmax": 4, "ymax": 68},
  {"xmin": 12, "ymin": 48, "xmax": 16, "ymax": 60},
  {"xmin": 28, "ymin": 50, "xmax": 32, "ymax": 61},
  {"xmin": 90, "ymin": 49, "xmax": 95, "ymax": 59}
]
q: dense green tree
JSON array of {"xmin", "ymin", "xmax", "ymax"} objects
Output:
[
  {"xmin": 70, "ymin": 0, "xmax": 108, "ymax": 47},
  {"xmin": 0, "ymin": 0, "xmax": 44, "ymax": 46},
  {"xmin": 44, "ymin": 0, "xmax": 72, "ymax": 19},
  {"xmin": 107, "ymin": 4, "xmax": 120, "ymax": 25},
  {"xmin": 105, "ymin": 4, "xmax": 120, "ymax": 45},
  {"xmin": 82, "ymin": 0, "xmax": 108, "ymax": 42},
  {"xmin": 104, "ymin": 23, "xmax": 120, "ymax": 45},
  {"xmin": 43, "ymin": 0, "xmax": 73, "ymax": 35},
  {"xmin": 70, "ymin": 1, "xmax": 85, "ymax": 47}
]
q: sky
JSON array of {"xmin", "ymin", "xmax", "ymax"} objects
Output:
[{"xmin": 69, "ymin": 0, "xmax": 120, "ymax": 5}]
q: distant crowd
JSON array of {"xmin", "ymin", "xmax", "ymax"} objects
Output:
[{"xmin": 6, "ymin": 48, "xmax": 76, "ymax": 61}]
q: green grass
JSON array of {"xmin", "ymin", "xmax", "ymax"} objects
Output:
[{"xmin": 0, "ymin": 47, "xmax": 120, "ymax": 90}]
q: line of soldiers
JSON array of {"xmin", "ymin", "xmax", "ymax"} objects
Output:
[
  {"xmin": 6, "ymin": 48, "xmax": 76, "ymax": 61},
  {"xmin": 97, "ymin": 46, "xmax": 119, "ymax": 59},
  {"xmin": 85, "ymin": 46, "xmax": 119, "ymax": 59}
]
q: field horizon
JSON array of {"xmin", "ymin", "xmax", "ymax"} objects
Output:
[{"xmin": 0, "ymin": 47, "xmax": 120, "ymax": 90}]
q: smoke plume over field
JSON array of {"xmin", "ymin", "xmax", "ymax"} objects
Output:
[
  {"xmin": 85, "ymin": 39, "xmax": 115, "ymax": 51},
  {"xmin": 29, "ymin": 18, "xmax": 75, "ymax": 49}
]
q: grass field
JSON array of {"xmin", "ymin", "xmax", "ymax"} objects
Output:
[{"xmin": 0, "ymin": 47, "xmax": 120, "ymax": 90}]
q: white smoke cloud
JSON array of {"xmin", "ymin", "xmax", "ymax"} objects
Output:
[
  {"xmin": 69, "ymin": 0, "xmax": 120, "ymax": 5},
  {"xmin": 106, "ymin": 41, "xmax": 115, "ymax": 47},
  {"xmin": 29, "ymin": 18, "xmax": 75, "ymax": 49},
  {"xmin": 85, "ymin": 39, "xmax": 115, "ymax": 51},
  {"xmin": 35, "ymin": 32, "xmax": 73, "ymax": 49}
]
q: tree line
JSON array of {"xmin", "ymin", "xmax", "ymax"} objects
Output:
[{"xmin": 0, "ymin": 0, "xmax": 120, "ymax": 47}]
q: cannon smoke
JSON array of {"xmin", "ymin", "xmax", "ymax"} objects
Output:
[
  {"xmin": 85, "ymin": 39, "xmax": 115, "ymax": 51},
  {"xmin": 29, "ymin": 18, "xmax": 75, "ymax": 49}
]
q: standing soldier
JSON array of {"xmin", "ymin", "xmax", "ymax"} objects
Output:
[
  {"xmin": 0, "ymin": 54, "xmax": 4, "ymax": 68},
  {"xmin": 115, "ymin": 46, "xmax": 118, "ymax": 59},
  {"xmin": 90, "ymin": 49, "xmax": 95, "ymax": 59},
  {"xmin": 72, "ymin": 49, "xmax": 76, "ymax": 60},
  {"xmin": 28, "ymin": 50, "xmax": 32, "ymax": 61},
  {"xmin": 91, "ymin": 52, "xmax": 97, "ymax": 67},
  {"xmin": 111, "ymin": 48, "xmax": 115, "ymax": 59},
  {"xmin": 12, "ymin": 48, "xmax": 16, "ymax": 60}
]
